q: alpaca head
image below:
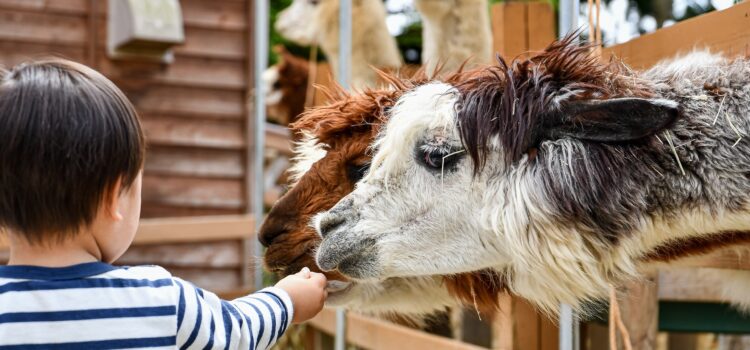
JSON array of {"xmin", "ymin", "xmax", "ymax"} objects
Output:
[
  {"xmin": 259, "ymin": 68, "xmax": 507, "ymax": 315},
  {"xmin": 314, "ymin": 38, "xmax": 699, "ymax": 311},
  {"xmin": 263, "ymin": 46, "xmax": 309, "ymax": 125},
  {"xmin": 275, "ymin": 0, "xmax": 332, "ymax": 46},
  {"xmin": 259, "ymin": 77, "xmax": 467, "ymax": 315}
]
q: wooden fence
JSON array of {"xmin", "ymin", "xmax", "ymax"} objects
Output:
[{"xmin": 1, "ymin": 1, "xmax": 750, "ymax": 349}]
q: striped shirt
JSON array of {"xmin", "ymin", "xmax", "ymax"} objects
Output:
[{"xmin": 0, "ymin": 262, "xmax": 293, "ymax": 349}]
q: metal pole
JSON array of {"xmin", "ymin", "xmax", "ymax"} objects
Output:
[
  {"xmin": 558, "ymin": 2, "xmax": 580, "ymax": 346},
  {"xmin": 253, "ymin": 0, "xmax": 268, "ymax": 292},
  {"xmin": 559, "ymin": 0, "xmax": 580, "ymax": 38},
  {"xmin": 333, "ymin": 1, "xmax": 352, "ymax": 350}
]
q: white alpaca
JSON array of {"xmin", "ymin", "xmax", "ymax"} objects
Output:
[
  {"xmin": 275, "ymin": 0, "xmax": 403, "ymax": 89},
  {"xmin": 274, "ymin": 0, "xmax": 494, "ymax": 87},
  {"xmin": 415, "ymin": 0, "xmax": 493, "ymax": 73},
  {"xmin": 312, "ymin": 40, "xmax": 750, "ymax": 314}
]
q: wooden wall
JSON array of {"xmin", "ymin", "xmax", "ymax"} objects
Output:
[{"xmin": 0, "ymin": 0, "xmax": 260, "ymax": 218}]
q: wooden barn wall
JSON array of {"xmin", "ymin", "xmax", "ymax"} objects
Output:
[{"xmin": 0, "ymin": 0, "xmax": 253, "ymax": 218}]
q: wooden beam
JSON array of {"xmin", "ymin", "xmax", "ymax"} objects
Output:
[
  {"xmin": 665, "ymin": 245, "xmax": 750, "ymax": 270},
  {"xmin": 132, "ymin": 215, "xmax": 254, "ymax": 245},
  {"xmin": 308, "ymin": 308, "xmax": 486, "ymax": 350},
  {"xmin": 602, "ymin": 1, "xmax": 750, "ymax": 68},
  {"xmin": 0, "ymin": 215, "xmax": 254, "ymax": 249},
  {"xmin": 491, "ymin": 2, "xmax": 528, "ymax": 60},
  {"xmin": 619, "ymin": 270, "xmax": 659, "ymax": 350}
]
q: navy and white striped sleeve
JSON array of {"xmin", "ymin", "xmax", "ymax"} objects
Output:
[{"xmin": 172, "ymin": 278, "xmax": 294, "ymax": 350}]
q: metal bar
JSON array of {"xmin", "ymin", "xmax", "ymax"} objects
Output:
[
  {"xmin": 252, "ymin": 0, "xmax": 268, "ymax": 292},
  {"xmin": 334, "ymin": 1, "xmax": 352, "ymax": 350},
  {"xmin": 558, "ymin": 3, "xmax": 580, "ymax": 346}
]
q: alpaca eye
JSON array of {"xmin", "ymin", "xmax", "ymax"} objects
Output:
[
  {"xmin": 423, "ymin": 151, "xmax": 444, "ymax": 169},
  {"xmin": 421, "ymin": 149, "xmax": 463, "ymax": 170},
  {"xmin": 346, "ymin": 163, "xmax": 370, "ymax": 182}
]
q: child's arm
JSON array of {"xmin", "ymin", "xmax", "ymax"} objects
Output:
[{"xmin": 172, "ymin": 269, "xmax": 327, "ymax": 350}]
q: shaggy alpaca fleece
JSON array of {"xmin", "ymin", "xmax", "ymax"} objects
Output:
[
  {"xmin": 259, "ymin": 69, "xmax": 505, "ymax": 318},
  {"xmin": 314, "ymin": 38, "xmax": 750, "ymax": 315},
  {"xmin": 275, "ymin": 0, "xmax": 402, "ymax": 89},
  {"xmin": 415, "ymin": 0, "xmax": 493, "ymax": 73}
]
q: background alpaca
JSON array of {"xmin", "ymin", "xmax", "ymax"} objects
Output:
[
  {"xmin": 415, "ymin": 0, "xmax": 493, "ymax": 73},
  {"xmin": 313, "ymin": 39, "xmax": 750, "ymax": 314},
  {"xmin": 259, "ymin": 69, "xmax": 504, "ymax": 317},
  {"xmin": 274, "ymin": 0, "xmax": 402, "ymax": 89},
  {"xmin": 263, "ymin": 46, "xmax": 309, "ymax": 126}
]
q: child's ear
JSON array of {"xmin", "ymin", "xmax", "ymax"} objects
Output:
[{"xmin": 106, "ymin": 178, "xmax": 124, "ymax": 221}]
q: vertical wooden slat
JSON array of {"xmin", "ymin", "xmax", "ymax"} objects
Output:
[
  {"xmin": 514, "ymin": 299, "xmax": 540, "ymax": 350},
  {"xmin": 86, "ymin": 0, "xmax": 97, "ymax": 68},
  {"xmin": 620, "ymin": 271, "xmax": 659, "ymax": 350},
  {"xmin": 539, "ymin": 313, "xmax": 560, "ymax": 350},
  {"xmin": 526, "ymin": 2, "xmax": 556, "ymax": 53},
  {"xmin": 491, "ymin": 2, "xmax": 528, "ymax": 60},
  {"xmin": 493, "ymin": 293, "xmax": 514, "ymax": 350},
  {"xmin": 241, "ymin": 0, "xmax": 254, "ymax": 288}
]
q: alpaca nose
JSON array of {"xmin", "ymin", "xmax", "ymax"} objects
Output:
[
  {"xmin": 258, "ymin": 210, "xmax": 293, "ymax": 247},
  {"xmin": 318, "ymin": 214, "xmax": 345, "ymax": 238}
]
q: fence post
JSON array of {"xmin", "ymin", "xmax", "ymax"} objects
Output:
[{"xmin": 334, "ymin": 1, "xmax": 352, "ymax": 349}]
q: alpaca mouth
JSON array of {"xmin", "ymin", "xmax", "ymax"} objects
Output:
[
  {"xmin": 326, "ymin": 280, "xmax": 353, "ymax": 294},
  {"xmin": 325, "ymin": 280, "xmax": 356, "ymax": 304}
]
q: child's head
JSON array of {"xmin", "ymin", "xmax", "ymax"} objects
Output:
[{"xmin": 0, "ymin": 59, "xmax": 145, "ymax": 262}]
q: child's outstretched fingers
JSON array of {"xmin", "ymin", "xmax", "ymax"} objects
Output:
[{"xmin": 298, "ymin": 267, "xmax": 311, "ymax": 278}]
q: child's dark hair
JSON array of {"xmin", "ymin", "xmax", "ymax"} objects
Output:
[{"xmin": 0, "ymin": 59, "xmax": 145, "ymax": 243}]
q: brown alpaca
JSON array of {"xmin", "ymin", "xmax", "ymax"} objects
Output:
[
  {"xmin": 263, "ymin": 47, "xmax": 309, "ymax": 126},
  {"xmin": 259, "ymin": 68, "xmax": 505, "ymax": 316}
]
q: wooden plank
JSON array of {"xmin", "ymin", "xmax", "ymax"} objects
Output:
[
  {"xmin": 140, "ymin": 204, "xmax": 242, "ymax": 219},
  {"xmin": 667, "ymin": 245, "xmax": 750, "ymax": 270},
  {"xmin": 126, "ymin": 85, "xmax": 245, "ymax": 119},
  {"xmin": 167, "ymin": 267, "xmax": 241, "ymax": 290},
  {"xmin": 492, "ymin": 293, "xmax": 513, "ymax": 350},
  {"xmin": 0, "ymin": 0, "xmax": 87, "ymax": 15},
  {"xmin": 514, "ymin": 298, "xmax": 540, "ymax": 350},
  {"xmin": 491, "ymin": 2, "xmax": 527, "ymax": 60},
  {"xmin": 0, "ymin": 41, "xmax": 85, "ymax": 68},
  {"xmin": 602, "ymin": 1, "xmax": 750, "ymax": 69},
  {"xmin": 308, "ymin": 308, "xmax": 486, "ymax": 350},
  {"xmin": 133, "ymin": 215, "xmax": 253, "ymax": 245},
  {"xmin": 619, "ymin": 271, "xmax": 659, "ymax": 350},
  {"xmin": 265, "ymin": 122, "xmax": 293, "ymax": 155},
  {"xmin": 141, "ymin": 115, "xmax": 245, "ymax": 149},
  {"xmin": 142, "ymin": 175, "xmax": 244, "ymax": 209},
  {"xmin": 145, "ymin": 147, "xmax": 244, "ymax": 179},
  {"xmin": 539, "ymin": 313, "xmax": 559, "ymax": 350},
  {"xmin": 0, "ymin": 9, "xmax": 86, "ymax": 46},
  {"xmin": 180, "ymin": 0, "xmax": 247, "ymax": 31},
  {"xmin": 526, "ymin": 2, "xmax": 556, "ymax": 53},
  {"xmin": 98, "ymin": 55, "xmax": 246, "ymax": 90},
  {"xmin": 118, "ymin": 240, "xmax": 242, "ymax": 268},
  {"xmin": 658, "ymin": 267, "xmax": 731, "ymax": 303},
  {"xmin": 174, "ymin": 26, "xmax": 246, "ymax": 60}
]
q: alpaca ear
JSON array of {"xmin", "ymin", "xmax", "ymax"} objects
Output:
[{"xmin": 545, "ymin": 98, "xmax": 679, "ymax": 142}]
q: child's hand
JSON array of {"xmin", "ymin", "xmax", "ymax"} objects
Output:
[{"xmin": 275, "ymin": 267, "xmax": 327, "ymax": 323}]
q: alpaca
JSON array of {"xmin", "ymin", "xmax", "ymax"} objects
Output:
[
  {"xmin": 259, "ymin": 68, "xmax": 505, "ymax": 317},
  {"xmin": 415, "ymin": 0, "xmax": 493, "ymax": 73},
  {"xmin": 274, "ymin": 0, "xmax": 403, "ymax": 89},
  {"xmin": 263, "ymin": 46, "xmax": 309, "ymax": 126},
  {"xmin": 313, "ymin": 37, "xmax": 750, "ymax": 314}
]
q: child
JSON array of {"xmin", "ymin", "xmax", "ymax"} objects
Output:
[{"xmin": 0, "ymin": 59, "xmax": 327, "ymax": 349}]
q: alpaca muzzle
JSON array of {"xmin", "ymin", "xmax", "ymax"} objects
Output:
[{"xmin": 315, "ymin": 222, "xmax": 381, "ymax": 280}]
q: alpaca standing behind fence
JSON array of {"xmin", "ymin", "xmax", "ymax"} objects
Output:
[{"xmin": 314, "ymin": 37, "xmax": 750, "ymax": 314}]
